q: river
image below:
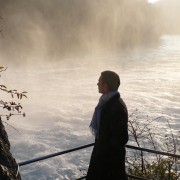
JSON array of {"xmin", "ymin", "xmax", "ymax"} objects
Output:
[{"xmin": 2, "ymin": 35, "xmax": 180, "ymax": 179}]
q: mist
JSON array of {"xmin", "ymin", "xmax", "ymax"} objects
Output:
[
  {"xmin": 0, "ymin": 0, "xmax": 162, "ymax": 64},
  {"xmin": 156, "ymin": 0, "xmax": 180, "ymax": 34}
]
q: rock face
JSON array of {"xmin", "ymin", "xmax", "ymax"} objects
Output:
[{"xmin": 0, "ymin": 118, "xmax": 21, "ymax": 180}]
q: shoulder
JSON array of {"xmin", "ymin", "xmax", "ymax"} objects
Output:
[
  {"xmin": 108, "ymin": 94, "xmax": 127, "ymax": 110},
  {"xmin": 102, "ymin": 93, "xmax": 128, "ymax": 115}
]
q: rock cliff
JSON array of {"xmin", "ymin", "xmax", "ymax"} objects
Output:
[{"xmin": 0, "ymin": 118, "xmax": 21, "ymax": 180}]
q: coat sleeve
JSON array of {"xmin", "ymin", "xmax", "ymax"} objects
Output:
[{"xmin": 109, "ymin": 106, "xmax": 128, "ymax": 149}]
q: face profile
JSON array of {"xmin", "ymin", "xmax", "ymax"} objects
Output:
[{"xmin": 97, "ymin": 75, "xmax": 108, "ymax": 94}]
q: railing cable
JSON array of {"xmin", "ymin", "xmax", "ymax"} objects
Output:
[
  {"xmin": 18, "ymin": 143, "xmax": 180, "ymax": 180},
  {"xmin": 19, "ymin": 143, "xmax": 180, "ymax": 167},
  {"xmin": 19, "ymin": 143, "xmax": 94, "ymax": 167},
  {"xmin": 126, "ymin": 145, "xmax": 180, "ymax": 158}
]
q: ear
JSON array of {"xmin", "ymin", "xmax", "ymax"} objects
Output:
[{"xmin": 104, "ymin": 83, "xmax": 109, "ymax": 92}]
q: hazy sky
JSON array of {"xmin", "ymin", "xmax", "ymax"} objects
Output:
[{"xmin": 148, "ymin": 0, "xmax": 159, "ymax": 3}]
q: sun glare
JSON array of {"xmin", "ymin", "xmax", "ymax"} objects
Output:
[{"xmin": 148, "ymin": 0, "xmax": 159, "ymax": 3}]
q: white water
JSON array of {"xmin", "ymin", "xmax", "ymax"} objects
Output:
[{"xmin": 1, "ymin": 35, "xmax": 180, "ymax": 179}]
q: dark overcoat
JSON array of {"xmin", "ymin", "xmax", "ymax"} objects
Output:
[{"xmin": 86, "ymin": 93, "xmax": 128, "ymax": 180}]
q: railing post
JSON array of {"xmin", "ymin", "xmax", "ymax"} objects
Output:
[{"xmin": 141, "ymin": 150, "xmax": 144, "ymax": 173}]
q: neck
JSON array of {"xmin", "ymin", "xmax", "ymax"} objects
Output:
[
  {"xmin": 102, "ymin": 90, "xmax": 110, "ymax": 95},
  {"xmin": 102, "ymin": 91, "xmax": 118, "ymax": 97}
]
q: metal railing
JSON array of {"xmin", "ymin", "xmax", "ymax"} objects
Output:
[
  {"xmin": 19, "ymin": 143, "xmax": 180, "ymax": 180},
  {"xmin": 19, "ymin": 143, "xmax": 95, "ymax": 167}
]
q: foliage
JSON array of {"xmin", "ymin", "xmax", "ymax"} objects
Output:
[
  {"xmin": 0, "ymin": 66, "xmax": 27, "ymax": 124},
  {"xmin": 127, "ymin": 109, "xmax": 180, "ymax": 180}
]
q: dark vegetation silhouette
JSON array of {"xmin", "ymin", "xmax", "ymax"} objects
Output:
[
  {"xmin": 127, "ymin": 109, "xmax": 180, "ymax": 179},
  {"xmin": 0, "ymin": 66, "xmax": 27, "ymax": 179}
]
